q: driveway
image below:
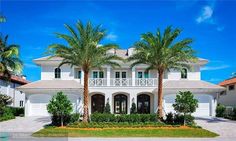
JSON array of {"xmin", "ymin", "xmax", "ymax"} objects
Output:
[
  {"xmin": 195, "ymin": 117, "xmax": 236, "ymax": 138},
  {"xmin": 0, "ymin": 116, "xmax": 51, "ymax": 139}
]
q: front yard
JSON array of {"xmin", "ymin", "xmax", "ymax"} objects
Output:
[{"xmin": 33, "ymin": 126, "xmax": 218, "ymax": 137}]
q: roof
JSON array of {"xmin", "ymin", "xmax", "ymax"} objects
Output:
[
  {"xmin": 164, "ymin": 80, "xmax": 224, "ymax": 90},
  {"xmin": 34, "ymin": 49, "xmax": 208, "ymax": 65},
  {"xmin": 219, "ymin": 77, "xmax": 236, "ymax": 86},
  {"xmin": 0, "ymin": 74, "xmax": 29, "ymax": 85},
  {"xmin": 17, "ymin": 80, "xmax": 83, "ymax": 90}
]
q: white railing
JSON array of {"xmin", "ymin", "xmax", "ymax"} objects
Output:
[
  {"xmin": 110, "ymin": 78, "xmax": 132, "ymax": 86},
  {"xmin": 135, "ymin": 78, "xmax": 158, "ymax": 87},
  {"xmin": 88, "ymin": 78, "xmax": 158, "ymax": 87},
  {"xmin": 89, "ymin": 78, "xmax": 107, "ymax": 86}
]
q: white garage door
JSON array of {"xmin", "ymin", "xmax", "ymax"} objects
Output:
[
  {"xmin": 29, "ymin": 95, "xmax": 51, "ymax": 116},
  {"xmin": 164, "ymin": 94, "xmax": 211, "ymax": 117}
]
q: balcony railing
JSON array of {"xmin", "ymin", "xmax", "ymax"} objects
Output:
[{"xmin": 88, "ymin": 78, "xmax": 158, "ymax": 87}]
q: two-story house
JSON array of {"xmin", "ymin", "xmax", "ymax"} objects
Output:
[
  {"xmin": 18, "ymin": 48, "xmax": 224, "ymax": 117},
  {"xmin": 0, "ymin": 74, "xmax": 29, "ymax": 107},
  {"xmin": 219, "ymin": 76, "xmax": 236, "ymax": 107}
]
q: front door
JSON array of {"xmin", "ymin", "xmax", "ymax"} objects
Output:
[
  {"xmin": 137, "ymin": 94, "xmax": 150, "ymax": 114},
  {"xmin": 91, "ymin": 94, "xmax": 105, "ymax": 113}
]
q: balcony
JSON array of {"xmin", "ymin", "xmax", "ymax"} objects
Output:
[{"xmin": 88, "ymin": 78, "xmax": 158, "ymax": 87}]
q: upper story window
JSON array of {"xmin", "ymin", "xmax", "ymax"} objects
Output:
[
  {"xmin": 181, "ymin": 68, "xmax": 188, "ymax": 79},
  {"xmin": 54, "ymin": 68, "xmax": 61, "ymax": 79},
  {"xmin": 75, "ymin": 70, "xmax": 81, "ymax": 79},
  {"xmin": 229, "ymin": 85, "xmax": 235, "ymax": 91},
  {"xmin": 137, "ymin": 71, "xmax": 149, "ymax": 78},
  {"xmin": 93, "ymin": 71, "xmax": 104, "ymax": 78}
]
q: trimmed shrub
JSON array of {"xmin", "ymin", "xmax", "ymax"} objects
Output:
[
  {"xmin": 104, "ymin": 102, "xmax": 111, "ymax": 114},
  {"xmin": 0, "ymin": 107, "xmax": 15, "ymax": 121},
  {"xmin": 9, "ymin": 107, "xmax": 24, "ymax": 116},
  {"xmin": 165, "ymin": 112, "xmax": 174, "ymax": 124},
  {"xmin": 130, "ymin": 103, "xmax": 137, "ymax": 114},
  {"xmin": 90, "ymin": 113, "xmax": 158, "ymax": 123},
  {"xmin": 173, "ymin": 114, "xmax": 194, "ymax": 125},
  {"xmin": 216, "ymin": 104, "xmax": 226, "ymax": 117},
  {"xmin": 51, "ymin": 113, "xmax": 80, "ymax": 126}
]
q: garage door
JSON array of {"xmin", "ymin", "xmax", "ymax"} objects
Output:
[
  {"xmin": 29, "ymin": 95, "xmax": 51, "ymax": 116},
  {"xmin": 164, "ymin": 94, "xmax": 211, "ymax": 117}
]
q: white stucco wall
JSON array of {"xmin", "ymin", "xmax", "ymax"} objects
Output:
[
  {"xmin": 219, "ymin": 84, "xmax": 236, "ymax": 106},
  {"xmin": 0, "ymin": 80, "xmax": 25, "ymax": 107}
]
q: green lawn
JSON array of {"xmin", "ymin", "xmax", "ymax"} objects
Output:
[{"xmin": 33, "ymin": 127, "xmax": 218, "ymax": 137}]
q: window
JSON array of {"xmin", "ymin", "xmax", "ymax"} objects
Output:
[
  {"xmin": 114, "ymin": 94, "xmax": 127, "ymax": 114},
  {"xmin": 137, "ymin": 71, "xmax": 149, "ymax": 78},
  {"xmin": 19, "ymin": 100, "xmax": 24, "ymax": 107},
  {"xmin": 91, "ymin": 94, "xmax": 105, "ymax": 113},
  {"xmin": 137, "ymin": 94, "xmax": 150, "ymax": 114},
  {"xmin": 229, "ymin": 85, "xmax": 235, "ymax": 91},
  {"xmin": 75, "ymin": 70, "xmax": 81, "ymax": 79},
  {"xmin": 181, "ymin": 68, "xmax": 188, "ymax": 79},
  {"xmin": 93, "ymin": 71, "xmax": 104, "ymax": 78},
  {"xmin": 54, "ymin": 68, "xmax": 61, "ymax": 78}
]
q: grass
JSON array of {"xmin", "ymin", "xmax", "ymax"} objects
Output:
[{"xmin": 33, "ymin": 126, "xmax": 218, "ymax": 137}]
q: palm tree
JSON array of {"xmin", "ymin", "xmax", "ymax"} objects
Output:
[
  {"xmin": 48, "ymin": 21, "xmax": 122, "ymax": 122},
  {"xmin": 0, "ymin": 35, "xmax": 22, "ymax": 78},
  {"xmin": 128, "ymin": 26, "xmax": 196, "ymax": 119}
]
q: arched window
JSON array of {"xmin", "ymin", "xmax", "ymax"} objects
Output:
[
  {"xmin": 114, "ymin": 94, "xmax": 127, "ymax": 114},
  {"xmin": 137, "ymin": 94, "xmax": 150, "ymax": 114},
  {"xmin": 54, "ymin": 68, "xmax": 61, "ymax": 78},
  {"xmin": 91, "ymin": 94, "xmax": 105, "ymax": 113},
  {"xmin": 181, "ymin": 68, "xmax": 188, "ymax": 79}
]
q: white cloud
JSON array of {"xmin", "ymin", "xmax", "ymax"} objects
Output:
[
  {"xmin": 196, "ymin": 5, "xmax": 225, "ymax": 32},
  {"xmin": 201, "ymin": 65, "xmax": 230, "ymax": 71},
  {"xmin": 196, "ymin": 6, "xmax": 214, "ymax": 24},
  {"xmin": 217, "ymin": 26, "xmax": 225, "ymax": 32},
  {"xmin": 105, "ymin": 32, "xmax": 117, "ymax": 41},
  {"xmin": 24, "ymin": 63, "xmax": 38, "ymax": 68}
]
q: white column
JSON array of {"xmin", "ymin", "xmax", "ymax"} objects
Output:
[
  {"xmin": 81, "ymin": 69, "xmax": 84, "ymax": 85},
  {"xmin": 132, "ymin": 67, "xmax": 136, "ymax": 86},
  {"xmin": 25, "ymin": 95, "xmax": 30, "ymax": 117},
  {"xmin": 107, "ymin": 66, "xmax": 111, "ymax": 86}
]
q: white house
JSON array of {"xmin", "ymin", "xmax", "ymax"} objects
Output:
[
  {"xmin": 0, "ymin": 74, "xmax": 29, "ymax": 107},
  {"xmin": 18, "ymin": 48, "xmax": 225, "ymax": 117},
  {"xmin": 219, "ymin": 77, "xmax": 236, "ymax": 107}
]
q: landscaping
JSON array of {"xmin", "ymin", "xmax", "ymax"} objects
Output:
[
  {"xmin": 33, "ymin": 126, "xmax": 218, "ymax": 137},
  {"xmin": 0, "ymin": 94, "xmax": 24, "ymax": 122}
]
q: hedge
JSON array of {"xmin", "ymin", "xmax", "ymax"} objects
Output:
[{"xmin": 90, "ymin": 113, "xmax": 158, "ymax": 123}]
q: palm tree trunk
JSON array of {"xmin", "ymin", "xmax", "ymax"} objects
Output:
[
  {"xmin": 157, "ymin": 69, "xmax": 164, "ymax": 119},
  {"xmin": 82, "ymin": 71, "xmax": 89, "ymax": 122}
]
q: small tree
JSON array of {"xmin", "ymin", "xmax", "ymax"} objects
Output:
[
  {"xmin": 47, "ymin": 92, "xmax": 73, "ymax": 127},
  {"xmin": 104, "ymin": 101, "xmax": 111, "ymax": 114},
  {"xmin": 173, "ymin": 91, "xmax": 198, "ymax": 126},
  {"xmin": 0, "ymin": 94, "xmax": 12, "ymax": 115},
  {"xmin": 130, "ymin": 102, "xmax": 137, "ymax": 114}
]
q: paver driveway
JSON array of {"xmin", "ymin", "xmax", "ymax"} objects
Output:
[
  {"xmin": 195, "ymin": 116, "xmax": 236, "ymax": 138},
  {"xmin": 0, "ymin": 116, "xmax": 50, "ymax": 133}
]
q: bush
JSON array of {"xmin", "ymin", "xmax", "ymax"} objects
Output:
[
  {"xmin": 130, "ymin": 103, "xmax": 137, "ymax": 114},
  {"xmin": 173, "ymin": 114, "xmax": 194, "ymax": 125},
  {"xmin": 51, "ymin": 113, "xmax": 80, "ymax": 126},
  {"xmin": 165, "ymin": 112, "xmax": 174, "ymax": 124},
  {"xmin": 9, "ymin": 107, "xmax": 24, "ymax": 116},
  {"xmin": 216, "ymin": 104, "xmax": 226, "ymax": 117},
  {"xmin": 104, "ymin": 102, "xmax": 111, "ymax": 114},
  {"xmin": 90, "ymin": 113, "xmax": 158, "ymax": 123},
  {"xmin": 0, "ymin": 107, "xmax": 15, "ymax": 121}
]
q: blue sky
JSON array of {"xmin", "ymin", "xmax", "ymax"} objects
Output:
[{"xmin": 1, "ymin": 0, "xmax": 236, "ymax": 83}]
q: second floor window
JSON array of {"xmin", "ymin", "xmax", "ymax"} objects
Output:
[
  {"xmin": 229, "ymin": 85, "xmax": 235, "ymax": 91},
  {"xmin": 75, "ymin": 70, "xmax": 81, "ymax": 79},
  {"xmin": 54, "ymin": 68, "xmax": 61, "ymax": 79},
  {"xmin": 181, "ymin": 68, "xmax": 188, "ymax": 79},
  {"xmin": 93, "ymin": 71, "xmax": 104, "ymax": 78},
  {"xmin": 137, "ymin": 71, "xmax": 149, "ymax": 78}
]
